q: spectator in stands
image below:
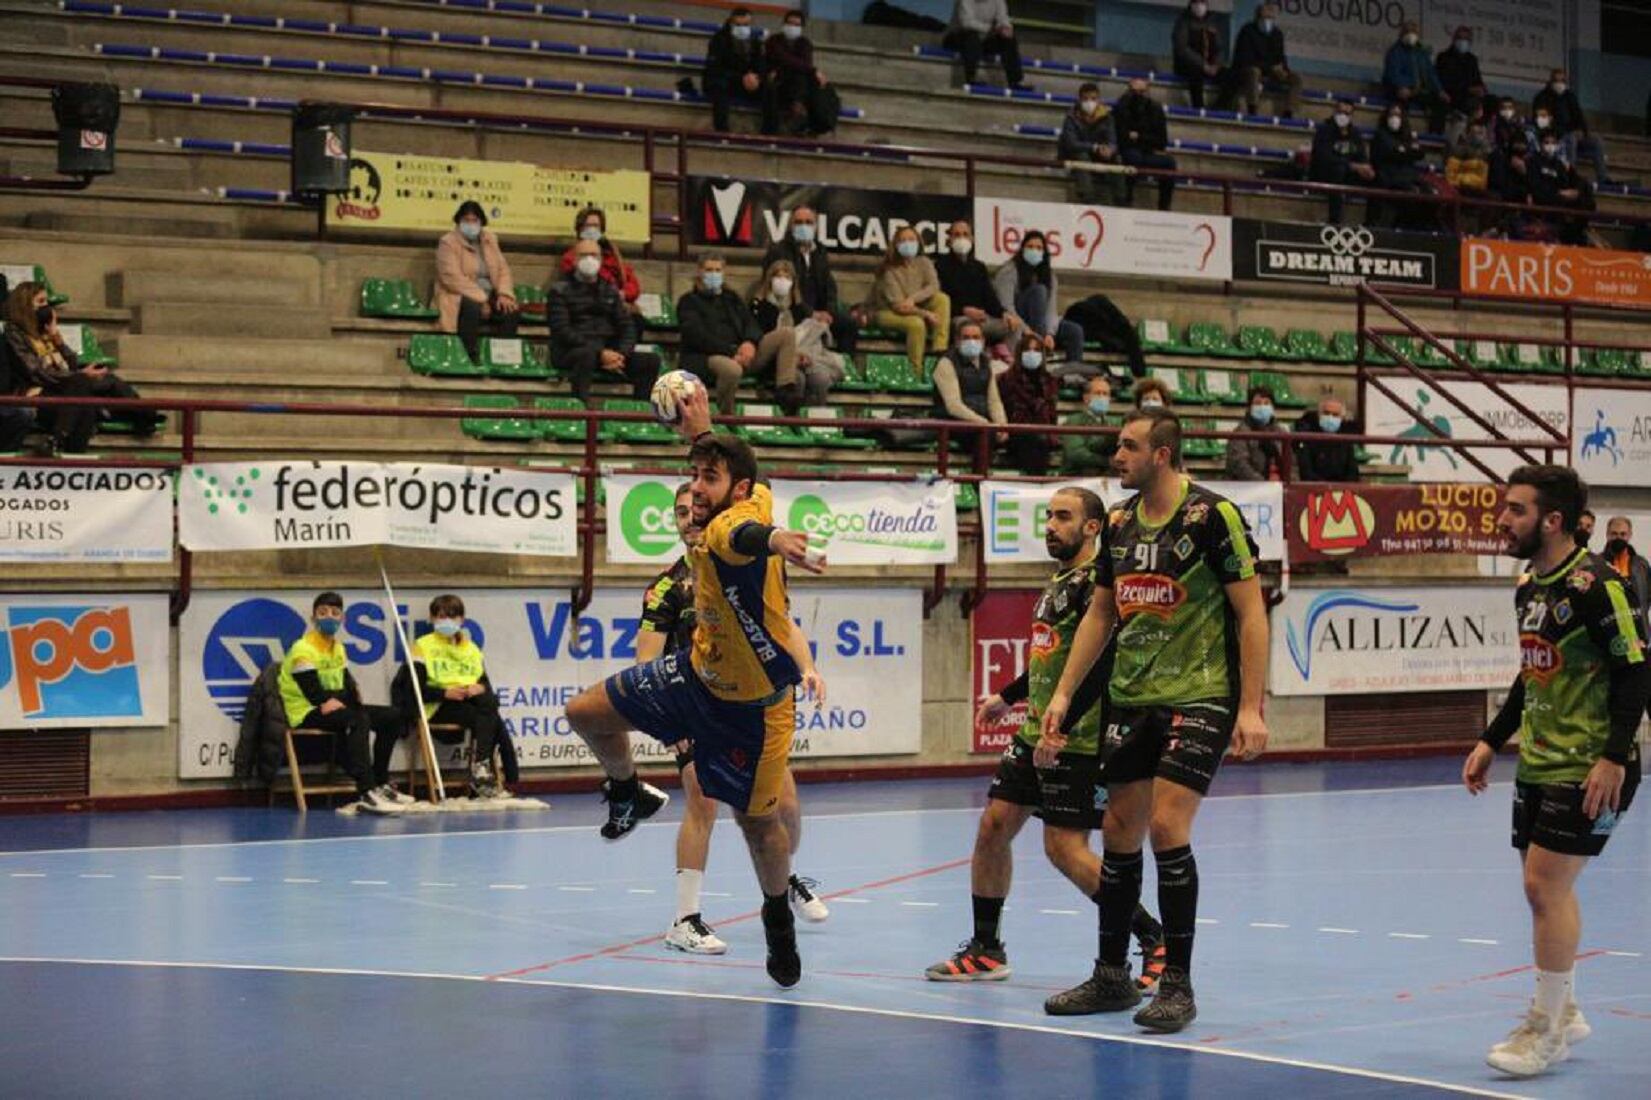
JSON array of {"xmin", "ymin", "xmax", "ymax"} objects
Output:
[
  {"xmin": 1172, "ymin": 0, "xmax": 1226, "ymax": 110},
  {"xmin": 1382, "ymin": 21, "xmax": 1446, "ymax": 135},
  {"xmin": 436, "ymin": 200, "xmax": 518, "ymax": 362},
  {"xmin": 2, "ymin": 283, "xmax": 156, "ymax": 454},
  {"xmin": 930, "ymin": 319, "xmax": 1006, "ymax": 445},
  {"xmin": 1059, "ymin": 375, "xmax": 1117, "ymax": 475},
  {"xmin": 412, "ymin": 594, "xmax": 511, "ymax": 800},
  {"xmin": 1491, "ymin": 97, "xmax": 1528, "ymax": 153},
  {"xmin": 1369, "ymin": 103, "xmax": 1428, "ymax": 229},
  {"xmin": 1114, "ymin": 76, "xmax": 1178, "ymax": 210},
  {"xmin": 546, "ymin": 238, "xmax": 660, "ymax": 404},
  {"xmin": 1576, "ymin": 509, "xmax": 1596, "ymax": 548},
  {"xmin": 936, "ymin": 219, "xmax": 1020, "ymax": 346},
  {"xmin": 278, "ymin": 592, "xmax": 404, "ymax": 816},
  {"xmin": 704, "ymin": 7, "xmax": 771, "ymax": 134},
  {"xmin": 762, "ymin": 205, "xmax": 858, "ymax": 356},
  {"xmin": 871, "ymin": 225, "xmax": 950, "ymax": 382},
  {"xmin": 1446, "ymin": 119, "xmax": 1493, "ymax": 196},
  {"xmin": 1310, "ymin": 97, "xmax": 1374, "ymax": 224},
  {"xmin": 1292, "ymin": 397, "xmax": 1359, "ymax": 482},
  {"xmin": 749, "ymin": 260, "xmax": 814, "ymax": 414},
  {"xmin": 1534, "ymin": 69, "xmax": 1612, "ymax": 184},
  {"xmin": 1058, "ymin": 83, "xmax": 1120, "ymax": 205},
  {"xmin": 1228, "ymin": 3, "xmax": 1301, "ymax": 118},
  {"xmin": 944, "ymin": 0, "xmax": 1025, "ymax": 90},
  {"xmin": 1225, "ymin": 383, "xmax": 1289, "ymax": 480},
  {"xmin": 1490, "ymin": 133, "xmax": 1535, "ymax": 236},
  {"xmin": 1435, "ymin": 26, "xmax": 1486, "ymax": 138},
  {"xmin": 559, "ymin": 206, "xmax": 642, "ymax": 332},
  {"xmin": 1527, "ymin": 133, "xmax": 1595, "ymax": 245},
  {"xmin": 677, "ymin": 253, "xmax": 768, "ymax": 414},
  {"xmin": 765, "ymin": 9, "xmax": 835, "ymax": 136},
  {"xmin": 1603, "ymin": 518, "xmax": 1651, "ymax": 632},
  {"xmin": 1132, "ymin": 375, "xmax": 1171, "ymax": 410},
  {"xmin": 997, "ymin": 332, "xmax": 1060, "ymax": 474},
  {"xmin": 992, "ymin": 232, "xmax": 1083, "ymax": 368}
]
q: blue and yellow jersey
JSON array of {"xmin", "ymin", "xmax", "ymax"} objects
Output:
[{"xmin": 689, "ymin": 483, "xmax": 801, "ymax": 702}]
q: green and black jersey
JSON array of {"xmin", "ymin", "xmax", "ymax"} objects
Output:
[
  {"xmin": 1016, "ymin": 558, "xmax": 1105, "ymax": 756},
  {"xmin": 1098, "ymin": 479, "xmax": 1259, "ymax": 708},
  {"xmin": 640, "ymin": 556, "xmax": 696, "ymax": 652},
  {"xmin": 1513, "ymin": 547, "xmax": 1647, "ymax": 784}
]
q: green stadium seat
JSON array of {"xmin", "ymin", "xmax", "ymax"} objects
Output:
[
  {"xmin": 636, "ymin": 293, "xmax": 677, "ymax": 330},
  {"xmin": 736, "ymin": 403, "xmax": 813, "ymax": 447},
  {"xmin": 532, "ymin": 397, "xmax": 587, "ymax": 443},
  {"xmin": 857, "ymin": 324, "xmax": 903, "ymax": 342},
  {"xmin": 461, "ymin": 395, "xmax": 540, "ymax": 442},
  {"xmin": 0, "ymin": 263, "xmax": 67, "ymax": 305},
  {"xmin": 1249, "ymin": 370, "xmax": 1308, "ymax": 409},
  {"xmin": 479, "ymin": 337, "xmax": 553, "ymax": 381},
  {"xmin": 1620, "ymin": 349, "xmax": 1648, "ymax": 378},
  {"xmin": 1283, "ymin": 329, "xmax": 1329, "ymax": 362},
  {"xmin": 1182, "ymin": 418, "xmax": 1224, "ymax": 459},
  {"xmin": 1235, "ymin": 325, "xmax": 1287, "ymax": 360},
  {"xmin": 360, "ymin": 277, "xmax": 437, "ymax": 320},
  {"xmin": 601, "ymin": 398, "xmax": 677, "ymax": 444},
  {"xmin": 1456, "ymin": 338, "xmax": 1501, "ymax": 370},
  {"xmin": 57, "ymin": 323, "xmax": 115, "ymax": 367},
  {"xmin": 1327, "ymin": 331, "xmax": 1359, "ymax": 363},
  {"xmin": 1148, "ymin": 366, "xmax": 1205, "ymax": 404},
  {"xmin": 865, "ymin": 353, "xmax": 933, "ymax": 394},
  {"xmin": 1354, "ymin": 446, "xmax": 1376, "ymax": 465},
  {"xmin": 1413, "ymin": 335, "xmax": 1452, "ymax": 369},
  {"xmin": 408, "ymin": 334, "xmax": 486, "ymax": 377},
  {"xmin": 1185, "ymin": 322, "xmax": 1244, "ymax": 358},
  {"xmin": 1374, "ymin": 334, "xmax": 1415, "ymax": 364},
  {"xmin": 1579, "ymin": 347, "xmax": 1626, "ymax": 376},
  {"xmin": 1505, "ymin": 342, "xmax": 1558, "ymax": 374},
  {"xmin": 1137, "ymin": 318, "xmax": 1189, "ymax": 353},
  {"xmin": 803, "ymin": 406, "xmax": 877, "ymax": 449},
  {"xmin": 634, "ymin": 343, "xmax": 673, "ymax": 373},
  {"xmin": 833, "ymin": 356, "xmax": 877, "ymax": 392},
  {"xmin": 954, "ymin": 481, "xmax": 980, "ymax": 512},
  {"xmin": 100, "ymin": 412, "xmax": 166, "ymax": 435},
  {"xmin": 1201, "ymin": 368, "xmax": 1246, "ymax": 406},
  {"xmin": 514, "ymin": 283, "xmax": 547, "ymax": 318}
]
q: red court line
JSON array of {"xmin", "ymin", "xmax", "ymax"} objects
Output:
[
  {"xmin": 1395, "ymin": 949, "xmax": 1607, "ymax": 1001},
  {"xmin": 484, "ymin": 855, "xmax": 972, "ymax": 981}
]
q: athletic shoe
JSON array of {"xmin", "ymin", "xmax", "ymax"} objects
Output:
[
  {"xmin": 1562, "ymin": 1001, "xmax": 1591, "ymax": 1045},
  {"xmin": 1486, "ymin": 1008, "xmax": 1569, "ymax": 1077},
  {"xmin": 1044, "ymin": 962, "xmax": 1140, "ymax": 1015},
  {"xmin": 1133, "ymin": 966, "xmax": 1197, "ymax": 1032},
  {"xmin": 765, "ymin": 923, "xmax": 802, "ymax": 988},
  {"xmin": 925, "ymin": 940, "xmax": 1011, "ymax": 982},
  {"xmin": 788, "ymin": 875, "xmax": 829, "ymax": 923},
  {"xmin": 665, "ymin": 914, "xmax": 728, "ymax": 956},
  {"xmin": 599, "ymin": 778, "xmax": 669, "ymax": 841},
  {"xmin": 355, "ymin": 788, "xmax": 402, "ymax": 816},
  {"xmin": 1136, "ymin": 939, "xmax": 1167, "ymax": 993},
  {"xmin": 382, "ymin": 783, "xmax": 416, "ymax": 805}
]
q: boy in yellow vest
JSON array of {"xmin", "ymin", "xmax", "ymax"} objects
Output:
[
  {"xmin": 411, "ymin": 593, "xmax": 515, "ymax": 799},
  {"xmin": 277, "ymin": 591, "xmax": 408, "ymax": 816}
]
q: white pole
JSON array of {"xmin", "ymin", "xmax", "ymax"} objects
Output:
[{"xmin": 377, "ymin": 551, "xmax": 445, "ymax": 802}]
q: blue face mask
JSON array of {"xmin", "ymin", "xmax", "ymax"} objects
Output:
[
  {"xmin": 314, "ymin": 617, "xmax": 341, "ymax": 637},
  {"xmin": 1020, "ymin": 350, "xmax": 1043, "ymax": 370},
  {"xmin": 579, "ymin": 226, "xmax": 602, "ymax": 241},
  {"xmin": 1251, "ymin": 403, "xmax": 1275, "ymax": 425},
  {"xmin": 458, "ymin": 221, "xmax": 481, "ymax": 240},
  {"xmin": 432, "ymin": 619, "xmax": 462, "ymax": 638},
  {"xmin": 1319, "ymin": 414, "xmax": 1343, "ymax": 433},
  {"xmin": 958, "ymin": 339, "xmax": 984, "ymax": 360},
  {"xmin": 1022, "ymin": 248, "xmax": 1045, "ymax": 267},
  {"xmin": 701, "ymin": 271, "xmax": 724, "ymax": 293},
  {"xmin": 792, "ymin": 222, "xmax": 815, "ymax": 244},
  {"xmin": 896, "ymin": 240, "xmax": 919, "ymax": 259},
  {"xmin": 1087, "ymin": 396, "xmax": 1110, "ymax": 416}
]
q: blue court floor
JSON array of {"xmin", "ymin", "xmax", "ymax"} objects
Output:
[{"xmin": 1, "ymin": 759, "xmax": 1646, "ymax": 1098}]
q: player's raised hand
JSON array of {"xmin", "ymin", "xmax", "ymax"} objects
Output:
[
  {"xmin": 1040, "ymin": 692, "xmax": 1070, "ymax": 743},
  {"xmin": 1462, "ymin": 741, "xmax": 1494, "ymax": 795},
  {"xmin": 769, "ymin": 529, "xmax": 826, "ymax": 574},
  {"xmin": 975, "ymin": 693, "xmax": 1009, "ymax": 727},
  {"xmin": 1229, "ymin": 707, "xmax": 1269, "ymax": 761},
  {"xmin": 676, "ymin": 383, "xmax": 713, "ymax": 441},
  {"xmin": 1582, "ymin": 756, "xmax": 1626, "ymax": 819}
]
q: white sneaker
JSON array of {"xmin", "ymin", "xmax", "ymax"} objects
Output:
[
  {"xmin": 355, "ymin": 789, "xmax": 402, "ymax": 817},
  {"xmin": 380, "ymin": 784, "xmax": 416, "ymax": 805},
  {"xmin": 665, "ymin": 914, "xmax": 728, "ymax": 955},
  {"xmin": 788, "ymin": 875, "xmax": 829, "ymax": 922},
  {"xmin": 1562, "ymin": 1000, "xmax": 1591, "ymax": 1045},
  {"xmin": 1486, "ymin": 1008, "xmax": 1569, "ymax": 1077}
]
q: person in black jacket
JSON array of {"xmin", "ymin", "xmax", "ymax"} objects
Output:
[
  {"xmin": 1534, "ymin": 69, "xmax": 1611, "ymax": 184},
  {"xmin": 1293, "ymin": 398, "xmax": 1359, "ymax": 483},
  {"xmin": 0, "ymin": 327, "xmax": 35, "ymax": 452},
  {"xmin": 703, "ymin": 7, "xmax": 771, "ymax": 133},
  {"xmin": 761, "ymin": 205, "xmax": 857, "ymax": 355},
  {"xmin": 677, "ymin": 253, "xmax": 783, "ymax": 414},
  {"xmin": 1309, "ymin": 98, "xmax": 1374, "ymax": 224},
  {"xmin": 546, "ymin": 238, "xmax": 660, "ymax": 403},
  {"xmin": 1171, "ymin": 0, "xmax": 1225, "ymax": 110},
  {"xmin": 1114, "ymin": 77, "xmax": 1177, "ymax": 210},
  {"xmin": 1057, "ymin": 83, "xmax": 1121, "ymax": 204},
  {"xmin": 935, "ymin": 219, "xmax": 1021, "ymax": 344},
  {"xmin": 1369, "ymin": 104, "xmax": 1428, "ymax": 229},
  {"xmin": 1227, "ymin": 3, "xmax": 1300, "ymax": 117},
  {"xmin": 1434, "ymin": 26, "xmax": 1486, "ymax": 134},
  {"xmin": 764, "ymin": 9, "xmax": 835, "ymax": 136},
  {"xmin": 1527, "ymin": 134, "xmax": 1594, "ymax": 245}
]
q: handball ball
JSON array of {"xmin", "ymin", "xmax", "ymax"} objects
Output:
[{"xmin": 650, "ymin": 369, "xmax": 704, "ymax": 425}]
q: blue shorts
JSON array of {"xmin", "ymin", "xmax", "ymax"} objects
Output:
[{"xmin": 604, "ymin": 650, "xmax": 794, "ymax": 816}]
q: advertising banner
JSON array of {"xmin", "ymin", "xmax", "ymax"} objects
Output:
[
  {"xmin": 971, "ymin": 589, "xmax": 1039, "ymax": 754},
  {"xmin": 603, "ymin": 473, "xmax": 687, "ymax": 565},
  {"xmin": 1461, "ymin": 239, "xmax": 1651, "ymax": 310},
  {"xmin": 0, "ymin": 466, "xmax": 172, "ymax": 563},
  {"xmin": 1233, "ymin": 220, "xmax": 1459, "ymax": 290},
  {"xmin": 326, "ymin": 150, "xmax": 650, "ymax": 242},
  {"xmin": 1363, "ymin": 378, "xmax": 1569, "ymax": 482},
  {"xmin": 770, "ymin": 478, "xmax": 957, "ymax": 565},
  {"xmin": 1572, "ymin": 387, "xmax": 1651, "ymax": 488},
  {"xmin": 1270, "ymin": 583, "xmax": 1519, "ymax": 696},
  {"xmin": 178, "ymin": 588, "xmax": 922, "ymax": 778},
  {"xmin": 1286, "ymin": 482, "xmax": 1505, "ymax": 561},
  {"xmin": 973, "ymin": 196, "xmax": 1231, "ymax": 281},
  {"xmin": 0, "ymin": 593, "xmax": 170, "ymax": 729},
  {"xmin": 178, "ymin": 462, "xmax": 577, "ymax": 556},
  {"xmin": 686, "ymin": 176, "xmax": 970, "ymax": 255}
]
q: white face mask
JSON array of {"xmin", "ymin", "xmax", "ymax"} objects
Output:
[
  {"xmin": 1387, "ymin": 116, "xmax": 1403, "ymax": 131},
  {"xmin": 1499, "ymin": 109, "xmax": 1515, "ymax": 120},
  {"xmin": 1403, "ymin": 33, "xmax": 1419, "ymax": 47},
  {"xmin": 1260, "ymin": 19, "xmax": 1274, "ymax": 33},
  {"xmin": 579, "ymin": 225, "xmax": 602, "ymax": 241},
  {"xmin": 1542, "ymin": 144, "xmax": 1560, "ymax": 158},
  {"xmin": 432, "ymin": 618, "xmax": 461, "ymax": 638},
  {"xmin": 458, "ymin": 221, "xmax": 481, "ymax": 240},
  {"xmin": 949, "ymin": 236, "xmax": 973, "ymax": 256},
  {"xmin": 1020, "ymin": 350, "xmax": 1043, "ymax": 370},
  {"xmin": 575, "ymin": 255, "xmax": 602, "ymax": 278},
  {"xmin": 1080, "ymin": 98, "xmax": 1100, "ymax": 114},
  {"xmin": 1139, "ymin": 397, "xmax": 1165, "ymax": 410},
  {"xmin": 1334, "ymin": 111, "xmax": 1351, "ymax": 128},
  {"xmin": 730, "ymin": 23, "xmax": 751, "ymax": 40},
  {"xmin": 1191, "ymin": 2, "xmax": 1207, "ymax": 15},
  {"xmin": 896, "ymin": 240, "xmax": 919, "ymax": 259},
  {"xmin": 1535, "ymin": 116, "xmax": 1551, "ymax": 129},
  {"xmin": 1552, "ymin": 82, "xmax": 1567, "ymax": 94},
  {"xmin": 958, "ymin": 338, "xmax": 984, "ymax": 359},
  {"xmin": 783, "ymin": 23, "xmax": 802, "ymax": 40},
  {"xmin": 770, "ymin": 276, "xmax": 793, "ymax": 298},
  {"xmin": 1454, "ymin": 38, "xmax": 1470, "ymax": 53}
]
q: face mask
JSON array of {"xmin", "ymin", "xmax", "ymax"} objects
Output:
[
  {"xmin": 958, "ymin": 339, "xmax": 984, "ymax": 360},
  {"xmin": 1087, "ymin": 396, "xmax": 1111, "ymax": 416},
  {"xmin": 1535, "ymin": 116, "xmax": 1551, "ymax": 130},
  {"xmin": 701, "ymin": 271, "xmax": 724, "ymax": 293},
  {"xmin": 1552, "ymin": 82, "xmax": 1567, "ymax": 94},
  {"xmin": 1250, "ymin": 403, "xmax": 1275, "ymax": 424},
  {"xmin": 1260, "ymin": 19, "xmax": 1274, "ymax": 33},
  {"xmin": 783, "ymin": 23, "xmax": 802, "ymax": 40},
  {"xmin": 1605, "ymin": 538, "xmax": 1629, "ymax": 558},
  {"xmin": 1388, "ymin": 116, "xmax": 1403, "ymax": 131},
  {"xmin": 1403, "ymin": 34, "xmax": 1419, "ymax": 47},
  {"xmin": 896, "ymin": 240, "xmax": 919, "ymax": 259},
  {"xmin": 1080, "ymin": 98, "xmax": 1100, "ymax": 114},
  {"xmin": 1129, "ymin": 86, "xmax": 1148, "ymax": 99},
  {"xmin": 314, "ymin": 617, "xmax": 341, "ymax": 637},
  {"xmin": 36, "ymin": 306, "xmax": 53, "ymax": 328},
  {"xmin": 1454, "ymin": 38, "xmax": 1470, "ymax": 52},
  {"xmin": 432, "ymin": 618, "xmax": 462, "ymax": 638},
  {"xmin": 1573, "ymin": 528, "xmax": 1590, "ymax": 548},
  {"xmin": 576, "ymin": 255, "xmax": 602, "ymax": 278},
  {"xmin": 1319, "ymin": 414, "xmax": 1342, "ymax": 433},
  {"xmin": 1020, "ymin": 350, "xmax": 1043, "ymax": 370},
  {"xmin": 730, "ymin": 23, "xmax": 751, "ymax": 40},
  {"xmin": 1022, "ymin": 247, "xmax": 1044, "ymax": 266},
  {"xmin": 1140, "ymin": 397, "xmax": 1164, "ymax": 410},
  {"xmin": 579, "ymin": 225, "xmax": 602, "ymax": 241},
  {"xmin": 1542, "ymin": 144, "xmax": 1560, "ymax": 157},
  {"xmin": 1499, "ymin": 109, "xmax": 1515, "ymax": 120},
  {"xmin": 770, "ymin": 276, "xmax": 793, "ymax": 298},
  {"xmin": 949, "ymin": 236, "xmax": 972, "ymax": 255},
  {"xmin": 1333, "ymin": 112, "xmax": 1351, "ymax": 128},
  {"xmin": 1191, "ymin": 2, "xmax": 1207, "ymax": 15},
  {"xmin": 458, "ymin": 221, "xmax": 481, "ymax": 240},
  {"xmin": 792, "ymin": 222, "xmax": 815, "ymax": 243}
]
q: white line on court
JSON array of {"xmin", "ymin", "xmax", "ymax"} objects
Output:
[
  {"xmin": 350, "ymin": 880, "xmax": 389, "ymax": 886},
  {"xmin": 557, "ymin": 886, "xmax": 596, "ymax": 892},
  {"xmin": 420, "ymin": 882, "xmax": 456, "ymax": 888},
  {"xmin": 1318, "ymin": 927, "xmax": 1359, "ymax": 935},
  {"xmin": 1039, "ymin": 909, "xmax": 1079, "ymax": 916},
  {"xmin": 1388, "ymin": 933, "xmax": 1431, "ymax": 940},
  {"xmin": 77, "ymin": 873, "xmax": 114, "ymax": 879},
  {"xmin": 899, "ymin": 901, "xmax": 939, "ymax": 908},
  {"xmin": 833, "ymin": 898, "xmax": 870, "ymax": 904},
  {"xmin": 0, "ymin": 957, "xmax": 1529, "ymax": 1100},
  {"xmin": 147, "ymin": 874, "xmax": 182, "ymax": 881},
  {"xmin": 10, "ymin": 872, "xmax": 45, "ymax": 878},
  {"xmin": 1605, "ymin": 951, "xmax": 1642, "ymax": 958},
  {"xmin": 1459, "ymin": 939, "xmax": 1499, "ymax": 946},
  {"xmin": 627, "ymin": 888, "xmax": 656, "ymax": 895},
  {"xmin": 283, "ymin": 878, "xmax": 319, "ymax": 884},
  {"xmin": 1250, "ymin": 922, "xmax": 1289, "ymax": 929},
  {"xmin": 1195, "ymin": 918, "xmax": 1218, "ymax": 925},
  {"xmin": 489, "ymin": 884, "xmax": 527, "ymax": 891},
  {"xmin": 214, "ymin": 876, "xmax": 252, "ymax": 883},
  {"xmin": 701, "ymin": 891, "xmax": 732, "ymax": 898}
]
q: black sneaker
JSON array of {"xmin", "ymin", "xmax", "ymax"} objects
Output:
[
  {"xmin": 1133, "ymin": 966, "xmax": 1197, "ymax": 1032},
  {"xmin": 1044, "ymin": 962, "xmax": 1141, "ymax": 1016},
  {"xmin": 765, "ymin": 922, "xmax": 802, "ymax": 988},
  {"xmin": 599, "ymin": 777, "xmax": 669, "ymax": 840},
  {"xmin": 924, "ymin": 939, "xmax": 1011, "ymax": 982}
]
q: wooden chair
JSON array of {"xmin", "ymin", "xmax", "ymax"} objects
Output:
[
  {"xmin": 405, "ymin": 723, "xmax": 506, "ymax": 800},
  {"xmin": 269, "ymin": 726, "xmax": 359, "ymax": 813}
]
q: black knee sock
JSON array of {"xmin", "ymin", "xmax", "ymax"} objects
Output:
[
  {"xmin": 762, "ymin": 892, "xmax": 795, "ymax": 940},
  {"xmin": 1155, "ymin": 845, "xmax": 1198, "ymax": 974},
  {"xmin": 606, "ymin": 773, "xmax": 638, "ymax": 801},
  {"xmin": 1131, "ymin": 903, "xmax": 1163, "ymax": 945},
  {"xmin": 972, "ymin": 894, "xmax": 1005, "ymax": 948},
  {"xmin": 1093, "ymin": 850, "xmax": 1144, "ymax": 967}
]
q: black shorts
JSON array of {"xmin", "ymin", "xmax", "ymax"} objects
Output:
[
  {"xmin": 1513, "ymin": 766, "xmax": 1640, "ymax": 857},
  {"xmin": 988, "ymin": 738, "xmax": 1105, "ymax": 831},
  {"xmin": 1101, "ymin": 701, "xmax": 1235, "ymax": 796}
]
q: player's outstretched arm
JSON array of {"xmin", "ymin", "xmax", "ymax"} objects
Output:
[
  {"xmin": 1225, "ymin": 575, "xmax": 1270, "ymax": 760},
  {"xmin": 769, "ymin": 528, "xmax": 827, "ymax": 574},
  {"xmin": 1042, "ymin": 586, "xmax": 1116, "ymax": 740}
]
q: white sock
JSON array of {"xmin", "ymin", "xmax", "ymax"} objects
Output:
[
  {"xmin": 1534, "ymin": 969, "xmax": 1573, "ymax": 1028},
  {"xmin": 675, "ymin": 868, "xmax": 704, "ymax": 922}
]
